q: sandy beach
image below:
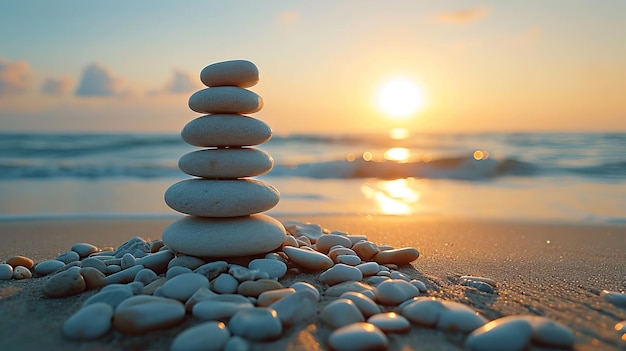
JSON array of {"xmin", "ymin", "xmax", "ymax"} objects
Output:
[{"xmin": 1, "ymin": 215, "xmax": 625, "ymax": 350}]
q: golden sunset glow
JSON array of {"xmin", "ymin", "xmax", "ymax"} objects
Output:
[
  {"xmin": 376, "ymin": 79, "xmax": 425, "ymax": 119},
  {"xmin": 361, "ymin": 179, "xmax": 420, "ymax": 215},
  {"xmin": 384, "ymin": 147, "xmax": 411, "ymax": 162}
]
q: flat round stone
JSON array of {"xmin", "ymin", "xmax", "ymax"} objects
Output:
[
  {"xmin": 114, "ymin": 295, "xmax": 185, "ymax": 335},
  {"xmin": 200, "ymin": 60, "xmax": 259, "ymax": 88},
  {"xmin": 189, "ymin": 87, "xmax": 262, "ymax": 114},
  {"xmin": 62, "ymin": 302, "xmax": 114, "ymax": 340},
  {"xmin": 320, "ymin": 299, "xmax": 365, "ymax": 329},
  {"xmin": 328, "ymin": 322, "xmax": 388, "ymax": 351},
  {"xmin": 466, "ymin": 316, "xmax": 532, "ymax": 351},
  {"xmin": 282, "ymin": 246, "xmax": 334, "ymax": 272},
  {"xmin": 400, "ymin": 297, "xmax": 445, "ymax": 327},
  {"xmin": 437, "ymin": 301, "xmax": 488, "ymax": 333},
  {"xmin": 164, "ymin": 179, "xmax": 279, "ymax": 217},
  {"xmin": 368, "ymin": 312, "xmax": 411, "ymax": 333},
  {"xmin": 181, "ymin": 114, "xmax": 272, "ymax": 147},
  {"xmin": 0, "ymin": 264, "xmax": 13, "ymax": 280},
  {"xmin": 160, "ymin": 272, "xmax": 209, "ymax": 302},
  {"xmin": 319, "ymin": 264, "xmax": 363, "ymax": 285},
  {"xmin": 374, "ymin": 247, "xmax": 419, "ymax": 265},
  {"xmin": 170, "ymin": 321, "xmax": 231, "ymax": 351},
  {"xmin": 374, "ymin": 279, "xmax": 420, "ymax": 306},
  {"xmin": 162, "ymin": 214, "xmax": 286, "ymax": 258},
  {"xmin": 229, "ymin": 307, "xmax": 283, "ymax": 341},
  {"xmin": 6, "ymin": 255, "xmax": 34, "ymax": 268},
  {"xmin": 340, "ymin": 292, "xmax": 381, "ymax": 318},
  {"xmin": 178, "ymin": 148, "xmax": 273, "ymax": 179},
  {"xmin": 43, "ymin": 268, "xmax": 86, "ymax": 297}
]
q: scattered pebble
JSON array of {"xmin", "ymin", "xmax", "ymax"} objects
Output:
[
  {"xmin": 465, "ymin": 316, "xmax": 532, "ymax": 351},
  {"xmin": 0, "ymin": 263, "xmax": 13, "ymax": 280},
  {"xmin": 43, "ymin": 268, "xmax": 86, "ymax": 297},
  {"xmin": 327, "ymin": 322, "xmax": 388, "ymax": 351},
  {"xmin": 13, "ymin": 266, "xmax": 32, "ymax": 279},
  {"xmin": 34, "ymin": 259, "xmax": 69, "ymax": 276},
  {"xmin": 70, "ymin": 243, "xmax": 99, "ymax": 258},
  {"xmin": 160, "ymin": 272, "xmax": 209, "ymax": 302},
  {"xmin": 6, "ymin": 255, "xmax": 34, "ymax": 268},
  {"xmin": 62, "ymin": 302, "xmax": 113, "ymax": 340},
  {"xmin": 282, "ymin": 246, "xmax": 334, "ymax": 271},
  {"xmin": 320, "ymin": 298, "xmax": 365, "ymax": 328},
  {"xmin": 228, "ymin": 307, "xmax": 283, "ymax": 341},
  {"xmin": 367, "ymin": 312, "xmax": 411, "ymax": 333},
  {"xmin": 170, "ymin": 321, "xmax": 230, "ymax": 351},
  {"xmin": 113, "ymin": 295, "xmax": 185, "ymax": 335}
]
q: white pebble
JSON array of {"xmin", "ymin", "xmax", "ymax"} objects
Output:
[
  {"xmin": 400, "ymin": 298, "xmax": 445, "ymax": 327},
  {"xmin": 134, "ymin": 268, "xmax": 158, "ymax": 285},
  {"xmin": 166, "ymin": 266, "xmax": 192, "ymax": 279},
  {"xmin": 328, "ymin": 322, "xmax": 388, "ymax": 351},
  {"xmin": 248, "ymin": 259, "xmax": 287, "ymax": 280},
  {"xmin": 465, "ymin": 316, "xmax": 532, "ymax": 351},
  {"xmin": 170, "ymin": 321, "xmax": 230, "ymax": 351},
  {"xmin": 62, "ymin": 302, "xmax": 113, "ymax": 340},
  {"xmin": 0, "ymin": 263, "xmax": 13, "ymax": 280},
  {"xmin": 103, "ymin": 264, "xmax": 144, "ymax": 285},
  {"xmin": 269, "ymin": 290, "xmax": 318, "ymax": 327},
  {"xmin": 34, "ymin": 260, "xmax": 65, "ymax": 276},
  {"xmin": 56, "ymin": 251, "xmax": 80, "ymax": 264},
  {"xmin": 257, "ymin": 288, "xmax": 295, "ymax": 307},
  {"xmin": 211, "ymin": 273, "xmax": 239, "ymax": 294},
  {"xmin": 228, "ymin": 307, "xmax": 283, "ymax": 341},
  {"xmin": 12, "ymin": 266, "xmax": 31, "ymax": 279},
  {"xmin": 320, "ymin": 264, "xmax": 363, "ymax": 285},
  {"xmin": 282, "ymin": 246, "xmax": 334, "ymax": 271},
  {"xmin": 367, "ymin": 312, "xmax": 411, "ymax": 333},
  {"xmin": 336, "ymin": 254, "xmax": 362, "ymax": 266},
  {"xmin": 120, "ymin": 253, "xmax": 136, "ymax": 269},
  {"xmin": 114, "ymin": 295, "xmax": 185, "ymax": 334},
  {"xmin": 340, "ymin": 292, "xmax": 381, "ymax": 318},
  {"xmin": 437, "ymin": 301, "xmax": 488, "ymax": 333},
  {"xmin": 290, "ymin": 281, "xmax": 320, "ymax": 301},
  {"xmin": 193, "ymin": 295, "xmax": 254, "ymax": 321},
  {"xmin": 409, "ymin": 279, "xmax": 428, "ymax": 293},
  {"xmin": 224, "ymin": 335, "xmax": 249, "ymax": 351},
  {"xmin": 71, "ymin": 242, "xmax": 99, "ymax": 258},
  {"xmin": 320, "ymin": 299, "xmax": 365, "ymax": 328},
  {"xmin": 519, "ymin": 315, "xmax": 575, "ymax": 348},
  {"xmin": 160, "ymin": 272, "xmax": 209, "ymax": 302},
  {"xmin": 374, "ymin": 279, "xmax": 420, "ymax": 306}
]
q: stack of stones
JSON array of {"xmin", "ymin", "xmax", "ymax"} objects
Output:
[{"xmin": 162, "ymin": 60, "xmax": 286, "ymax": 259}]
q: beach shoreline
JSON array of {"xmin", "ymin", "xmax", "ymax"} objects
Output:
[{"xmin": 1, "ymin": 216, "xmax": 625, "ymax": 350}]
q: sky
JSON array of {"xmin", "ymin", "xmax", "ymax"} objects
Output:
[{"xmin": 1, "ymin": 1, "xmax": 625, "ymax": 135}]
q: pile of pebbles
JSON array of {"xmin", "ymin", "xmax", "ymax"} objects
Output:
[{"xmin": 1, "ymin": 220, "xmax": 591, "ymax": 351}]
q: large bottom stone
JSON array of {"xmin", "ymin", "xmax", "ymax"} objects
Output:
[{"xmin": 162, "ymin": 214, "xmax": 286, "ymax": 258}]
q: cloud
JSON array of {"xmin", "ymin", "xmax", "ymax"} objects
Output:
[
  {"xmin": 41, "ymin": 76, "xmax": 73, "ymax": 95},
  {"xmin": 435, "ymin": 6, "xmax": 491, "ymax": 24},
  {"xmin": 0, "ymin": 58, "xmax": 33, "ymax": 97},
  {"xmin": 165, "ymin": 70, "xmax": 198, "ymax": 93},
  {"xmin": 75, "ymin": 63, "xmax": 121, "ymax": 97},
  {"xmin": 148, "ymin": 70, "xmax": 199, "ymax": 96}
]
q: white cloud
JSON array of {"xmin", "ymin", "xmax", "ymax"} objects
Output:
[
  {"xmin": 75, "ymin": 63, "xmax": 121, "ymax": 97},
  {"xmin": 148, "ymin": 69, "xmax": 199, "ymax": 95},
  {"xmin": 0, "ymin": 58, "xmax": 33, "ymax": 97},
  {"xmin": 41, "ymin": 76, "xmax": 73, "ymax": 95},
  {"xmin": 165, "ymin": 70, "xmax": 198, "ymax": 93}
]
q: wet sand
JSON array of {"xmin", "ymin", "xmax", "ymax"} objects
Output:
[{"xmin": 1, "ymin": 215, "xmax": 625, "ymax": 350}]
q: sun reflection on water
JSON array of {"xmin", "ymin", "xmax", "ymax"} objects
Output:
[
  {"xmin": 361, "ymin": 178, "xmax": 420, "ymax": 215},
  {"xmin": 384, "ymin": 147, "xmax": 411, "ymax": 162}
]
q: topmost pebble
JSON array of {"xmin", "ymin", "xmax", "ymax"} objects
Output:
[{"xmin": 200, "ymin": 60, "xmax": 259, "ymax": 88}]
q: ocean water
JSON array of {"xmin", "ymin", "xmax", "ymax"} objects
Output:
[{"xmin": 1, "ymin": 131, "xmax": 625, "ymax": 223}]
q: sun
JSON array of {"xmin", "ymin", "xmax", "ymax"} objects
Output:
[{"xmin": 376, "ymin": 78, "xmax": 425, "ymax": 119}]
